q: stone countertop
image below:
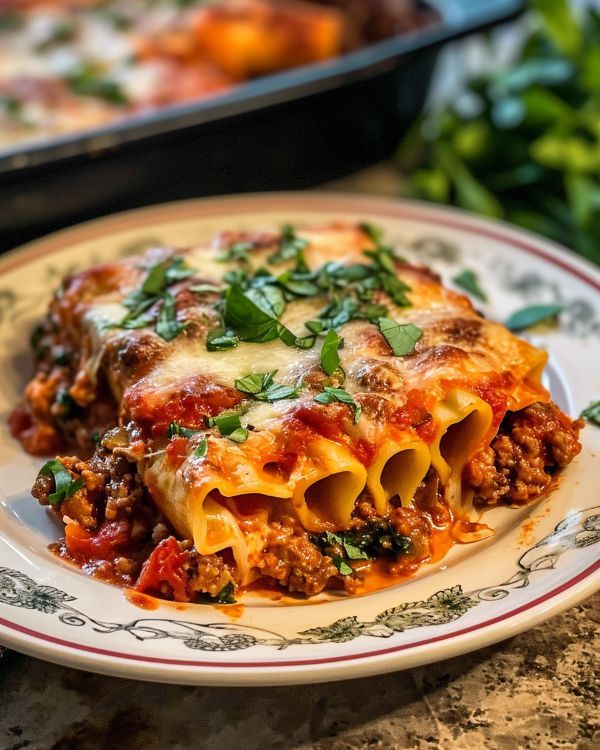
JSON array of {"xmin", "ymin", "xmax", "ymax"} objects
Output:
[
  {"xmin": 1, "ymin": 158, "xmax": 599, "ymax": 749},
  {"xmin": 0, "ymin": 593, "xmax": 598, "ymax": 750}
]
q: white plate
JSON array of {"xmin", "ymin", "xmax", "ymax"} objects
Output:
[{"xmin": 0, "ymin": 193, "xmax": 599, "ymax": 686}]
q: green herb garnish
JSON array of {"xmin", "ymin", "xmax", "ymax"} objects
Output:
[
  {"xmin": 217, "ymin": 242, "xmax": 253, "ymax": 264},
  {"xmin": 155, "ymin": 292, "xmax": 186, "ymax": 341},
  {"xmin": 206, "ymin": 328, "xmax": 239, "ymax": 351},
  {"xmin": 505, "ymin": 304, "xmax": 563, "ymax": 332},
  {"xmin": 332, "ymin": 557, "xmax": 354, "ymax": 576},
  {"xmin": 213, "ymin": 581, "xmax": 236, "ymax": 604},
  {"xmin": 378, "ymin": 318, "xmax": 423, "ymax": 356},
  {"xmin": 167, "ymin": 423, "xmax": 202, "ymax": 439},
  {"xmin": 320, "ymin": 328, "xmax": 343, "ymax": 376},
  {"xmin": 194, "ymin": 438, "xmax": 208, "ymax": 458},
  {"xmin": 581, "ymin": 400, "xmax": 600, "ymax": 426},
  {"xmin": 314, "ymin": 386, "xmax": 361, "ymax": 423},
  {"xmin": 221, "ymin": 285, "xmax": 298, "ymax": 348},
  {"xmin": 234, "ymin": 370, "xmax": 302, "ymax": 402},
  {"xmin": 268, "ymin": 225, "xmax": 308, "ymax": 264},
  {"xmin": 38, "ymin": 459, "xmax": 84, "ymax": 505},
  {"xmin": 207, "ymin": 413, "xmax": 248, "ymax": 443},
  {"xmin": 119, "ymin": 256, "xmax": 192, "ymax": 340},
  {"xmin": 452, "ymin": 269, "xmax": 488, "ymax": 302},
  {"xmin": 325, "ymin": 531, "xmax": 369, "ymax": 561},
  {"xmin": 66, "ymin": 63, "xmax": 129, "ymax": 105}
]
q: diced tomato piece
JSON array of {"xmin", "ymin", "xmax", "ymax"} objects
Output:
[
  {"xmin": 65, "ymin": 520, "xmax": 130, "ymax": 559},
  {"xmin": 135, "ymin": 536, "xmax": 193, "ymax": 602}
]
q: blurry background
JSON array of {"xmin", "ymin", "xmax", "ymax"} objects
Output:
[{"xmin": 2, "ymin": 0, "xmax": 600, "ymax": 268}]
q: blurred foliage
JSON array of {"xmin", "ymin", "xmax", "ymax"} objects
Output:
[{"xmin": 398, "ymin": 0, "xmax": 600, "ymax": 264}]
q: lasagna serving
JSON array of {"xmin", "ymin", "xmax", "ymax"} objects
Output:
[
  {"xmin": 10, "ymin": 222, "xmax": 582, "ymax": 603},
  {"xmin": 0, "ymin": 0, "xmax": 434, "ymax": 149}
]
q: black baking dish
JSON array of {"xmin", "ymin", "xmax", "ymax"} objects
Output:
[{"xmin": 0, "ymin": 0, "xmax": 523, "ymax": 251}]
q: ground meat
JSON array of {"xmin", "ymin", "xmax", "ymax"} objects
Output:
[
  {"xmin": 257, "ymin": 515, "xmax": 337, "ymax": 595},
  {"xmin": 188, "ymin": 554, "xmax": 233, "ymax": 598},
  {"xmin": 32, "ymin": 450, "xmax": 147, "ymax": 531},
  {"xmin": 466, "ymin": 401, "xmax": 582, "ymax": 507}
]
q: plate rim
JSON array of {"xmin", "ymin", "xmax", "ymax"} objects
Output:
[{"xmin": 1, "ymin": 192, "xmax": 599, "ymax": 685}]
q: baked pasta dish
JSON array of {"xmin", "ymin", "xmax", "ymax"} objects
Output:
[
  {"xmin": 10, "ymin": 222, "xmax": 582, "ymax": 603},
  {"xmin": 0, "ymin": 0, "xmax": 434, "ymax": 149}
]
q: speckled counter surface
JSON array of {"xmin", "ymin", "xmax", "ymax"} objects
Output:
[{"xmin": 1, "ymin": 592, "xmax": 598, "ymax": 750}]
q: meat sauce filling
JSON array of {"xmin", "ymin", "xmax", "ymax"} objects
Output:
[
  {"xmin": 27, "ymin": 396, "xmax": 581, "ymax": 603},
  {"xmin": 11, "ymin": 294, "xmax": 582, "ymax": 603}
]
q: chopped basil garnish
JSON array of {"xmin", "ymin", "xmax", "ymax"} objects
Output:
[
  {"xmin": 581, "ymin": 401, "xmax": 600, "ymax": 426},
  {"xmin": 505, "ymin": 304, "xmax": 563, "ymax": 332},
  {"xmin": 66, "ymin": 63, "xmax": 129, "ymax": 105},
  {"xmin": 189, "ymin": 283, "xmax": 224, "ymax": 294},
  {"xmin": 155, "ymin": 292, "xmax": 186, "ymax": 342},
  {"xmin": 314, "ymin": 386, "xmax": 361, "ymax": 423},
  {"xmin": 207, "ymin": 413, "xmax": 248, "ymax": 443},
  {"xmin": 214, "ymin": 581, "xmax": 236, "ymax": 604},
  {"xmin": 142, "ymin": 256, "xmax": 193, "ymax": 294},
  {"xmin": 452, "ymin": 269, "xmax": 488, "ymax": 302},
  {"xmin": 206, "ymin": 328, "xmax": 239, "ymax": 351},
  {"xmin": 235, "ymin": 370, "xmax": 302, "ymax": 402},
  {"xmin": 268, "ymin": 225, "xmax": 308, "ymax": 264},
  {"xmin": 217, "ymin": 241, "xmax": 253, "ymax": 264},
  {"xmin": 194, "ymin": 438, "xmax": 208, "ymax": 458},
  {"xmin": 38, "ymin": 459, "xmax": 83, "ymax": 505},
  {"xmin": 312, "ymin": 521, "xmax": 411, "ymax": 560},
  {"xmin": 119, "ymin": 256, "xmax": 192, "ymax": 341},
  {"xmin": 325, "ymin": 531, "xmax": 369, "ymax": 561},
  {"xmin": 360, "ymin": 221, "xmax": 385, "ymax": 246},
  {"xmin": 221, "ymin": 284, "xmax": 299, "ymax": 348},
  {"xmin": 378, "ymin": 318, "xmax": 423, "ymax": 356},
  {"xmin": 320, "ymin": 329, "xmax": 343, "ymax": 376},
  {"xmin": 332, "ymin": 557, "xmax": 354, "ymax": 576},
  {"xmin": 167, "ymin": 423, "xmax": 202, "ymax": 439}
]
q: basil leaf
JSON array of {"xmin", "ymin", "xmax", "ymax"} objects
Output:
[
  {"xmin": 505, "ymin": 304, "xmax": 563, "ymax": 331},
  {"xmin": 217, "ymin": 242, "xmax": 253, "ymax": 263},
  {"xmin": 256, "ymin": 383, "xmax": 302, "ymax": 402},
  {"xmin": 380, "ymin": 273, "xmax": 412, "ymax": 307},
  {"xmin": 208, "ymin": 413, "xmax": 249, "ymax": 443},
  {"xmin": 223, "ymin": 285, "xmax": 298, "ymax": 346},
  {"xmin": 276, "ymin": 271, "xmax": 320, "ymax": 297},
  {"xmin": 360, "ymin": 221, "xmax": 385, "ymax": 245},
  {"xmin": 168, "ymin": 423, "xmax": 202, "ymax": 439},
  {"xmin": 305, "ymin": 320, "xmax": 324, "ymax": 334},
  {"xmin": 214, "ymin": 581, "xmax": 236, "ymax": 604},
  {"xmin": 581, "ymin": 400, "xmax": 600, "ymax": 426},
  {"xmin": 189, "ymin": 283, "xmax": 224, "ymax": 294},
  {"xmin": 235, "ymin": 371, "xmax": 276, "ymax": 395},
  {"xmin": 236, "ymin": 371, "xmax": 301, "ymax": 402},
  {"xmin": 325, "ymin": 531, "xmax": 369, "ymax": 560},
  {"xmin": 268, "ymin": 225, "xmax": 308, "ymax": 264},
  {"xmin": 66, "ymin": 63, "xmax": 129, "ymax": 105},
  {"xmin": 355, "ymin": 303, "xmax": 388, "ymax": 321},
  {"xmin": 194, "ymin": 438, "xmax": 208, "ymax": 458},
  {"xmin": 452, "ymin": 269, "xmax": 488, "ymax": 302},
  {"xmin": 314, "ymin": 386, "xmax": 361, "ymax": 423},
  {"xmin": 320, "ymin": 328, "xmax": 343, "ymax": 376},
  {"xmin": 332, "ymin": 556, "xmax": 354, "ymax": 576},
  {"xmin": 294, "ymin": 334, "xmax": 317, "ymax": 349},
  {"xmin": 378, "ymin": 318, "xmax": 423, "ymax": 356},
  {"xmin": 206, "ymin": 328, "xmax": 239, "ymax": 351},
  {"xmin": 228, "ymin": 427, "xmax": 249, "ymax": 442},
  {"xmin": 156, "ymin": 293, "xmax": 186, "ymax": 342},
  {"xmin": 38, "ymin": 459, "xmax": 83, "ymax": 505},
  {"xmin": 246, "ymin": 285, "xmax": 286, "ymax": 318}
]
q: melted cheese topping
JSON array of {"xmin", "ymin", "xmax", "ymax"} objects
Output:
[{"xmin": 57, "ymin": 222, "xmax": 552, "ymax": 552}]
